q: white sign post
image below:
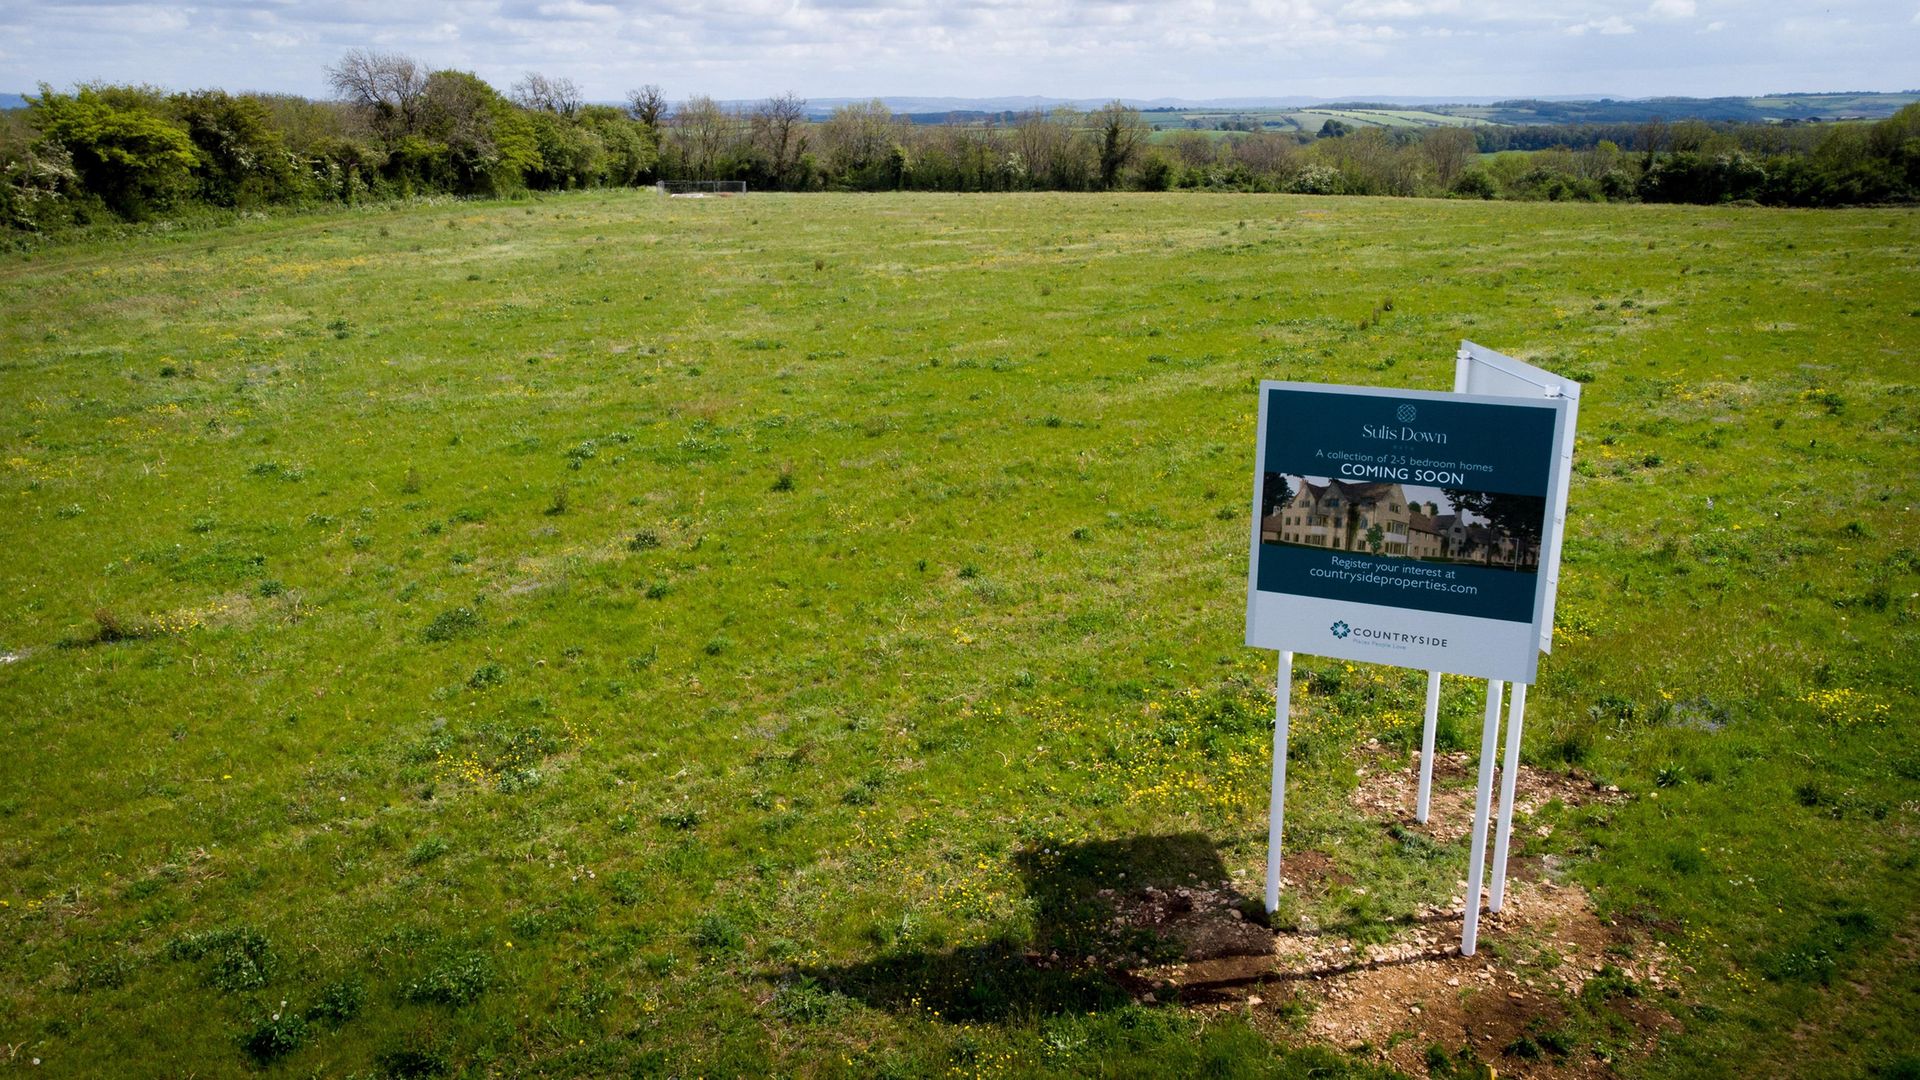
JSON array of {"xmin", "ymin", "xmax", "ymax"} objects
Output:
[
  {"xmin": 1412, "ymin": 343, "xmax": 1583, "ymax": 917},
  {"xmin": 1248, "ymin": 345, "xmax": 1579, "ymax": 956}
]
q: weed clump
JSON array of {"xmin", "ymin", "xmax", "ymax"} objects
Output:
[
  {"xmin": 659, "ymin": 806, "xmax": 701, "ymax": 830},
  {"xmin": 240, "ymin": 1010, "xmax": 307, "ymax": 1064},
  {"xmin": 306, "ymin": 978, "xmax": 365, "ymax": 1025},
  {"xmin": 166, "ymin": 926, "xmax": 276, "ymax": 992},
  {"xmin": 608, "ymin": 871, "xmax": 646, "ymax": 906},
  {"xmin": 422, "ymin": 607, "xmax": 480, "ymax": 643},
  {"xmin": 406, "ymin": 952, "xmax": 494, "ymax": 1005},
  {"xmin": 692, "ymin": 914, "xmax": 744, "ymax": 955},
  {"xmin": 90, "ymin": 607, "xmax": 148, "ymax": 644},
  {"xmin": 377, "ymin": 1046, "xmax": 450, "ymax": 1078},
  {"xmin": 408, "ymin": 837, "xmax": 450, "ymax": 866}
]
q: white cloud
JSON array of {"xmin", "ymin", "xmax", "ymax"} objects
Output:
[
  {"xmin": 1339, "ymin": 0, "xmax": 1460, "ymax": 17},
  {"xmin": 1566, "ymin": 14, "xmax": 1635, "ymax": 34},
  {"xmin": 0, "ymin": 0, "xmax": 1914, "ymax": 103}
]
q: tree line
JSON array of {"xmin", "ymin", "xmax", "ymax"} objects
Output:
[{"xmin": 3, "ymin": 50, "xmax": 1917, "ymax": 237}]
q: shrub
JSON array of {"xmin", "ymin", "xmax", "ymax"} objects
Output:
[
  {"xmin": 1287, "ymin": 164, "xmax": 1343, "ymax": 195},
  {"xmin": 1450, "ymin": 169, "xmax": 1498, "ymax": 200}
]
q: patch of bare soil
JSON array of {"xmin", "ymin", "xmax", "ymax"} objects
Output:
[
  {"xmin": 1350, "ymin": 749, "xmax": 1627, "ymax": 845},
  {"xmin": 1114, "ymin": 756, "xmax": 1674, "ymax": 1078}
]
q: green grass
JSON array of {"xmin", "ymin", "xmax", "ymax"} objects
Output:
[
  {"xmin": 1148, "ymin": 107, "xmax": 1484, "ymax": 135},
  {"xmin": 1, "ymin": 190, "xmax": 1917, "ymax": 1078}
]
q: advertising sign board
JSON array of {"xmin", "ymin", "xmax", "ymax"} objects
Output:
[{"xmin": 1245, "ymin": 381, "xmax": 1571, "ymax": 684}]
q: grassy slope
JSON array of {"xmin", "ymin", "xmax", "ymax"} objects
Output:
[{"xmin": 0, "ymin": 191, "xmax": 1916, "ymax": 1078}]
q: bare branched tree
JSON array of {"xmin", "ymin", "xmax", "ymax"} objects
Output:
[
  {"xmin": 626, "ymin": 84, "xmax": 668, "ymax": 130},
  {"xmin": 1417, "ymin": 127, "xmax": 1477, "ymax": 190},
  {"xmin": 511, "ymin": 72, "xmax": 581, "ymax": 118},
  {"xmin": 1165, "ymin": 129, "xmax": 1215, "ymax": 170},
  {"xmin": 751, "ymin": 92, "xmax": 809, "ymax": 188},
  {"xmin": 822, "ymin": 99, "xmax": 900, "ymax": 176},
  {"xmin": 325, "ymin": 49, "xmax": 427, "ymax": 142},
  {"xmin": 1014, "ymin": 107, "xmax": 1100, "ymax": 189},
  {"xmin": 669, "ymin": 95, "xmax": 741, "ymax": 178}
]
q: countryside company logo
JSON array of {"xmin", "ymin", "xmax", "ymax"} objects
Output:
[{"xmin": 1330, "ymin": 617, "xmax": 1449, "ymax": 649}]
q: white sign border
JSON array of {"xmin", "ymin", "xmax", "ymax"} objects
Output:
[{"xmin": 1244, "ymin": 379, "xmax": 1572, "ymax": 684}]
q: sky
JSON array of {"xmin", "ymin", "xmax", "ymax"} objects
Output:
[{"xmin": 1, "ymin": 0, "xmax": 1914, "ymax": 103}]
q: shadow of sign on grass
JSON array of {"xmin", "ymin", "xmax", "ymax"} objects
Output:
[{"xmin": 794, "ymin": 832, "xmax": 1280, "ymax": 1022}]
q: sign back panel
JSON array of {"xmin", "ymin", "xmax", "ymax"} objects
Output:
[
  {"xmin": 1454, "ymin": 341, "xmax": 1582, "ymax": 655},
  {"xmin": 1245, "ymin": 381, "xmax": 1570, "ymax": 683}
]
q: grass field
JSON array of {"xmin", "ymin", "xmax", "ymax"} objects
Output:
[
  {"xmin": 2, "ymin": 190, "xmax": 1917, "ymax": 1078},
  {"xmin": 1147, "ymin": 108, "xmax": 1483, "ymax": 134}
]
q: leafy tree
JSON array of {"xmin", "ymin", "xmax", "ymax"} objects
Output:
[
  {"xmin": 28, "ymin": 84, "xmax": 198, "ymax": 218},
  {"xmin": 1261, "ymin": 473, "xmax": 1294, "ymax": 517},
  {"xmin": 578, "ymin": 105, "xmax": 657, "ymax": 185},
  {"xmin": 1442, "ymin": 490, "xmax": 1546, "ymax": 564},
  {"xmin": 1165, "ymin": 130, "xmax": 1215, "ymax": 170},
  {"xmin": 1134, "ymin": 151, "xmax": 1174, "ymax": 192},
  {"xmin": 169, "ymin": 90, "xmax": 301, "ymax": 207},
  {"xmin": 1091, "ymin": 101, "xmax": 1149, "ymax": 190},
  {"xmin": 525, "ymin": 110, "xmax": 602, "ymax": 188},
  {"xmin": 403, "ymin": 70, "xmax": 536, "ymax": 195}
]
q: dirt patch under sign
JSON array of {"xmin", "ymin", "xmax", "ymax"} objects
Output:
[{"xmin": 1113, "ymin": 753, "xmax": 1673, "ymax": 1078}]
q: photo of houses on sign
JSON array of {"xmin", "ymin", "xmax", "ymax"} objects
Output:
[{"xmin": 1260, "ymin": 474, "xmax": 1546, "ymax": 572}]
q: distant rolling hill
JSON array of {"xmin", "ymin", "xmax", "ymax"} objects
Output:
[{"xmin": 1444, "ymin": 92, "xmax": 1918, "ymax": 125}]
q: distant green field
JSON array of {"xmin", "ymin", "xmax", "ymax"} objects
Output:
[
  {"xmin": 1145, "ymin": 92, "xmax": 1920, "ymax": 135},
  {"xmin": 2, "ymin": 191, "xmax": 1917, "ymax": 1078},
  {"xmin": 1149, "ymin": 108, "xmax": 1484, "ymax": 135}
]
